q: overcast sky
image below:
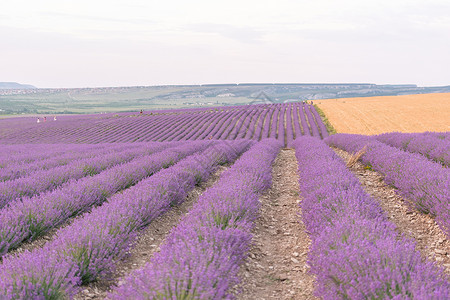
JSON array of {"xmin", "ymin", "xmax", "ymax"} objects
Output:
[{"xmin": 1, "ymin": 0, "xmax": 449, "ymax": 88}]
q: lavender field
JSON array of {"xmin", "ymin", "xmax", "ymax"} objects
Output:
[
  {"xmin": 0, "ymin": 102, "xmax": 449, "ymax": 299},
  {"xmin": 0, "ymin": 103, "xmax": 327, "ymax": 145}
]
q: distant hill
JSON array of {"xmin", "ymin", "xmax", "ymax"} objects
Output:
[
  {"xmin": 0, "ymin": 82, "xmax": 36, "ymax": 89},
  {"xmin": 0, "ymin": 83, "xmax": 449, "ymax": 114}
]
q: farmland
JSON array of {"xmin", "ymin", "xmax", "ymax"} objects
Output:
[
  {"xmin": 316, "ymin": 93, "xmax": 450, "ymax": 134},
  {"xmin": 0, "ymin": 98, "xmax": 449, "ymax": 299}
]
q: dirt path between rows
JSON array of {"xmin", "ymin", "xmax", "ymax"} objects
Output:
[
  {"xmin": 234, "ymin": 149, "xmax": 317, "ymax": 300},
  {"xmin": 334, "ymin": 148, "xmax": 450, "ymax": 274},
  {"xmin": 74, "ymin": 166, "xmax": 228, "ymax": 300}
]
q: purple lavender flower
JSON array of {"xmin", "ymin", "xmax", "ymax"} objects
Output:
[
  {"xmin": 295, "ymin": 136, "xmax": 449, "ymax": 298},
  {"xmin": 109, "ymin": 139, "xmax": 282, "ymax": 299},
  {"xmin": 0, "ymin": 142, "xmax": 205, "ymax": 256},
  {"xmin": 0, "ymin": 141, "xmax": 252, "ymax": 298},
  {"xmin": 325, "ymin": 134, "xmax": 449, "ymax": 234},
  {"xmin": 376, "ymin": 132, "xmax": 449, "ymax": 166}
]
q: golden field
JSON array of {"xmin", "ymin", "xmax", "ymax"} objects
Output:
[{"xmin": 316, "ymin": 93, "xmax": 450, "ymax": 134}]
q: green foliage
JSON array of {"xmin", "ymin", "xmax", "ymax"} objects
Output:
[
  {"xmin": 314, "ymin": 104, "xmax": 337, "ymax": 135},
  {"xmin": 364, "ymin": 163, "xmax": 374, "ymax": 171},
  {"xmin": 1, "ymin": 84, "xmax": 440, "ymax": 114},
  {"xmin": 82, "ymin": 165, "xmax": 97, "ymax": 176}
]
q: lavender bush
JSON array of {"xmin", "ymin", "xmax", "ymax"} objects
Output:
[
  {"xmin": 304, "ymin": 104, "xmax": 321, "ymax": 138},
  {"xmin": 0, "ymin": 141, "xmax": 205, "ymax": 256},
  {"xmin": 325, "ymin": 134, "xmax": 450, "ymax": 235},
  {"xmin": 310, "ymin": 104, "xmax": 329, "ymax": 138},
  {"xmin": 376, "ymin": 132, "xmax": 449, "ymax": 166},
  {"xmin": 0, "ymin": 140, "xmax": 251, "ymax": 298},
  {"xmin": 292, "ymin": 103, "xmax": 303, "ymax": 137},
  {"xmin": 299, "ymin": 103, "xmax": 312, "ymax": 136},
  {"xmin": 0, "ymin": 143, "xmax": 131, "ymax": 182},
  {"xmin": 108, "ymin": 139, "xmax": 282, "ymax": 299},
  {"xmin": 0, "ymin": 143, "xmax": 168, "ymax": 208},
  {"xmin": 285, "ymin": 105, "xmax": 294, "ymax": 147},
  {"xmin": 294, "ymin": 136, "xmax": 449, "ymax": 298},
  {"xmin": 0, "ymin": 143, "xmax": 116, "ymax": 173},
  {"xmin": 0, "ymin": 249, "xmax": 79, "ymax": 299}
]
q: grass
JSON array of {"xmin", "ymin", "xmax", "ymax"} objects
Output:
[
  {"xmin": 346, "ymin": 146, "xmax": 367, "ymax": 168},
  {"xmin": 314, "ymin": 104, "xmax": 337, "ymax": 135},
  {"xmin": 265, "ymin": 274, "xmax": 289, "ymax": 282}
]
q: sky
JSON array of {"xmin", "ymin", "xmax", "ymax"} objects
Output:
[{"xmin": 1, "ymin": 0, "xmax": 449, "ymax": 88}]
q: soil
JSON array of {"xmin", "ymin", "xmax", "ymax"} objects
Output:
[
  {"xmin": 334, "ymin": 148, "xmax": 450, "ymax": 274},
  {"xmin": 73, "ymin": 166, "xmax": 228, "ymax": 299},
  {"xmin": 234, "ymin": 149, "xmax": 317, "ymax": 300},
  {"xmin": 316, "ymin": 93, "xmax": 450, "ymax": 134}
]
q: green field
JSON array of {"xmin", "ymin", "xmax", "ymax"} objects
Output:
[{"xmin": 1, "ymin": 83, "xmax": 449, "ymax": 115}]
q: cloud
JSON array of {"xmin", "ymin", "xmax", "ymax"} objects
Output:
[
  {"xmin": 185, "ymin": 23, "xmax": 265, "ymax": 43},
  {"xmin": 40, "ymin": 11, "xmax": 155, "ymax": 26},
  {"xmin": 1, "ymin": 0, "xmax": 449, "ymax": 87}
]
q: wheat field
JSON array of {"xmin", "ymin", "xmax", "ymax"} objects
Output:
[{"xmin": 316, "ymin": 93, "xmax": 450, "ymax": 134}]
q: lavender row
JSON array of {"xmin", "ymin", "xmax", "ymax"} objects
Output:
[
  {"xmin": 0, "ymin": 140, "xmax": 251, "ymax": 299},
  {"xmin": 277, "ymin": 106, "xmax": 286, "ymax": 143},
  {"xmin": 294, "ymin": 137, "xmax": 449, "ymax": 298},
  {"xmin": 310, "ymin": 104, "xmax": 329, "ymax": 138},
  {"xmin": 248, "ymin": 108, "xmax": 266, "ymax": 140},
  {"xmin": 286, "ymin": 105, "xmax": 294, "ymax": 147},
  {"xmin": 291, "ymin": 103, "xmax": 303, "ymax": 137},
  {"xmin": 0, "ymin": 143, "xmax": 134, "ymax": 182},
  {"xmin": 376, "ymin": 132, "xmax": 449, "ymax": 166},
  {"xmin": 260, "ymin": 108, "xmax": 272, "ymax": 139},
  {"xmin": 239, "ymin": 109, "xmax": 258, "ymax": 139},
  {"xmin": 298, "ymin": 103, "xmax": 311, "ymax": 136},
  {"xmin": 325, "ymin": 134, "xmax": 450, "ymax": 234},
  {"xmin": 0, "ymin": 144, "xmax": 81, "ymax": 161},
  {"xmin": 0, "ymin": 142, "xmax": 172, "ymax": 209},
  {"xmin": 197, "ymin": 110, "xmax": 231, "ymax": 140},
  {"xmin": 0, "ymin": 144, "xmax": 107, "ymax": 169},
  {"xmin": 303, "ymin": 104, "xmax": 320, "ymax": 138},
  {"xmin": 0, "ymin": 141, "xmax": 203, "ymax": 256},
  {"xmin": 109, "ymin": 139, "xmax": 282, "ymax": 299}
]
